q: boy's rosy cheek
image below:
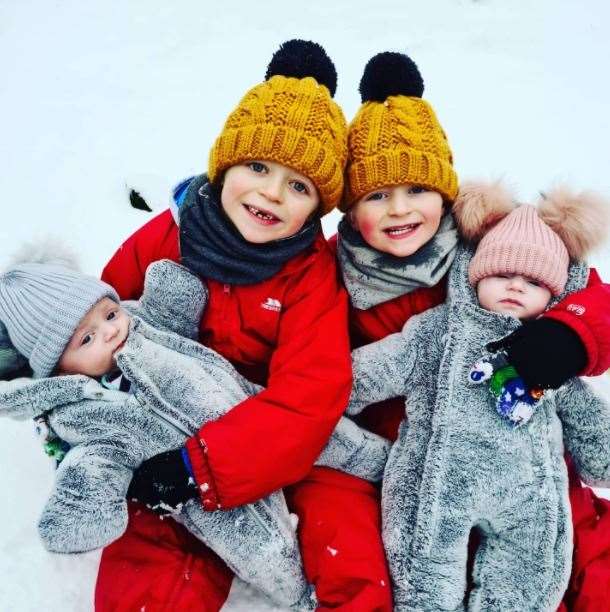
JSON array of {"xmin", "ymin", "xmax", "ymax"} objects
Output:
[{"xmin": 358, "ymin": 219, "xmax": 378, "ymax": 241}]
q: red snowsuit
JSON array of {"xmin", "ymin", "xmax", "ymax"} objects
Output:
[
  {"xmin": 327, "ymin": 235, "xmax": 610, "ymax": 611},
  {"xmin": 95, "ymin": 210, "xmax": 393, "ymax": 611}
]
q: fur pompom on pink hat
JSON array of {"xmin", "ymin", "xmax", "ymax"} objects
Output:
[{"xmin": 453, "ymin": 181, "xmax": 610, "ymax": 296}]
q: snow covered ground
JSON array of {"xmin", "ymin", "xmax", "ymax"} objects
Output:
[{"xmin": 1, "ymin": 0, "xmax": 610, "ymax": 609}]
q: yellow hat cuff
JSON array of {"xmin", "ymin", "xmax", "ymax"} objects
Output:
[
  {"xmin": 209, "ymin": 124, "xmax": 345, "ymax": 214},
  {"xmin": 344, "ymin": 148, "xmax": 458, "ymax": 210}
]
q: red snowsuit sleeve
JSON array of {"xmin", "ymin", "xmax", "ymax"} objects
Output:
[
  {"xmin": 186, "ymin": 252, "xmax": 353, "ymax": 510},
  {"xmin": 543, "ymin": 268, "xmax": 610, "ymax": 376},
  {"xmin": 101, "ymin": 210, "xmax": 180, "ymax": 298}
]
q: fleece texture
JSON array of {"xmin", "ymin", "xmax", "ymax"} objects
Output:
[
  {"xmin": 0, "ymin": 260, "xmax": 388, "ymax": 610},
  {"xmin": 348, "ymin": 244, "xmax": 610, "ymax": 611}
]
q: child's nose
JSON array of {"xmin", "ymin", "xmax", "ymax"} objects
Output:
[
  {"xmin": 388, "ymin": 192, "xmax": 411, "ymax": 215},
  {"xmin": 507, "ymin": 277, "xmax": 525, "ymax": 291},
  {"xmin": 103, "ymin": 322, "xmax": 120, "ymax": 341},
  {"xmin": 259, "ymin": 176, "xmax": 283, "ymax": 203}
]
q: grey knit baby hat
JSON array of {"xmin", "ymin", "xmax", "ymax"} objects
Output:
[{"xmin": 0, "ymin": 250, "xmax": 119, "ymax": 378}]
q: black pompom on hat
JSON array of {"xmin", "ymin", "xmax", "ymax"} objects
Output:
[
  {"xmin": 265, "ymin": 39, "xmax": 338, "ymax": 97},
  {"xmin": 359, "ymin": 51, "xmax": 424, "ymax": 103}
]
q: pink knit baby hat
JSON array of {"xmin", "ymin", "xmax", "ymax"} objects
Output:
[{"xmin": 468, "ymin": 204, "xmax": 568, "ymax": 296}]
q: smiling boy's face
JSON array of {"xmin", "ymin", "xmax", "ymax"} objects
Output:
[
  {"xmin": 57, "ymin": 297, "xmax": 130, "ymax": 377},
  {"xmin": 220, "ymin": 160, "xmax": 320, "ymax": 243},
  {"xmin": 477, "ymin": 274, "xmax": 552, "ymax": 320},
  {"xmin": 349, "ymin": 184, "xmax": 444, "ymax": 257}
]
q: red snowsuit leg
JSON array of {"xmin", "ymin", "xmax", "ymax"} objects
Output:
[
  {"xmin": 285, "ymin": 467, "xmax": 393, "ymax": 611},
  {"xmin": 95, "ymin": 502, "xmax": 233, "ymax": 612},
  {"xmin": 559, "ymin": 460, "xmax": 610, "ymax": 611}
]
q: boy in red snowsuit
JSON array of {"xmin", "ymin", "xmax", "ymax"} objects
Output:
[
  {"xmin": 95, "ymin": 40, "xmax": 393, "ymax": 611},
  {"xmin": 323, "ymin": 51, "xmax": 610, "ymax": 610}
]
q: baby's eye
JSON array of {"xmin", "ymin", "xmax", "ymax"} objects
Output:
[
  {"xmin": 248, "ymin": 161, "xmax": 267, "ymax": 174},
  {"xmin": 497, "ymin": 274, "xmax": 510, "ymax": 279},
  {"xmin": 291, "ymin": 180, "xmax": 309, "ymax": 195},
  {"xmin": 107, "ymin": 311, "xmax": 117, "ymax": 321},
  {"xmin": 81, "ymin": 333, "xmax": 93, "ymax": 346},
  {"xmin": 527, "ymin": 279, "xmax": 542, "ymax": 287},
  {"xmin": 408, "ymin": 185, "xmax": 426, "ymax": 195},
  {"xmin": 366, "ymin": 192, "xmax": 388, "ymax": 201}
]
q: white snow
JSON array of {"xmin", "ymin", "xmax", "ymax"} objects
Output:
[{"xmin": 1, "ymin": 1, "xmax": 610, "ymax": 610}]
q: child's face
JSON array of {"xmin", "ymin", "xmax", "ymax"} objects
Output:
[
  {"xmin": 220, "ymin": 160, "xmax": 319, "ymax": 243},
  {"xmin": 477, "ymin": 274, "xmax": 552, "ymax": 320},
  {"xmin": 57, "ymin": 298, "xmax": 130, "ymax": 377},
  {"xmin": 349, "ymin": 184, "xmax": 444, "ymax": 257}
]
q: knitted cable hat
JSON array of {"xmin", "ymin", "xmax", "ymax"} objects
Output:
[
  {"xmin": 208, "ymin": 39, "xmax": 348, "ymax": 215},
  {"xmin": 0, "ymin": 249, "xmax": 119, "ymax": 378},
  {"xmin": 469, "ymin": 204, "xmax": 570, "ymax": 295},
  {"xmin": 454, "ymin": 181, "xmax": 610, "ymax": 296},
  {"xmin": 342, "ymin": 51, "xmax": 458, "ymax": 210}
]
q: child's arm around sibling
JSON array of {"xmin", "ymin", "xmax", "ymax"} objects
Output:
[{"xmin": 104, "ymin": 222, "xmax": 352, "ymax": 509}]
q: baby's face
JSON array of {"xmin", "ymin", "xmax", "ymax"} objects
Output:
[
  {"xmin": 57, "ymin": 297, "xmax": 130, "ymax": 377},
  {"xmin": 477, "ymin": 274, "xmax": 552, "ymax": 320}
]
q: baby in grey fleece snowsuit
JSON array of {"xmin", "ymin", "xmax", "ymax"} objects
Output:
[
  {"xmin": 347, "ymin": 183, "xmax": 610, "ymax": 611},
  {"xmin": 0, "ymin": 255, "xmax": 389, "ymax": 610}
]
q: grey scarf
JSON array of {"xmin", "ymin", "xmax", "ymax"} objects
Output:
[{"xmin": 337, "ymin": 212, "xmax": 459, "ymax": 309}]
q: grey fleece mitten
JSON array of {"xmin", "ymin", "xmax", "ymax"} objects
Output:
[{"xmin": 123, "ymin": 259, "xmax": 208, "ymax": 341}]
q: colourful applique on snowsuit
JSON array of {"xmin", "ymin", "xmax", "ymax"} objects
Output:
[
  {"xmin": 348, "ymin": 245, "xmax": 610, "ymax": 611},
  {"xmin": 0, "ymin": 260, "xmax": 388, "ymax": 610}
]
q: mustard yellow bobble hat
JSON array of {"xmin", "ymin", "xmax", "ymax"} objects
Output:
[
  {"xmin": 208, "ymin": 40, "xmax": 348, "ymax": 215},
  {"xmin": 342, "ymin": 52, "xmax": 458, "ymax": 211}
]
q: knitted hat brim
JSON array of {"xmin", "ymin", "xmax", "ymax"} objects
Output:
[
  {"xmin": 209, "ymin": 124, "xmax": 346, "ymax": 215},
  {"xmin": 344, "ymin": 148, "xmax": 458, "ymax": 210},
  {"xmin": 468, "ymin": 242, "xmax": 569, "ymax": 296}
]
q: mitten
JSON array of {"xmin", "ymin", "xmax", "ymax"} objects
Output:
[
  {"xmin": 487, "ymin": 318, "xmax": 587, "ymax": 390},
  {"xmin": 123, "ymin": 260, "xmax": 208, "ymax": 340},
  {"xmin": 127, "ymin": 448, "xmax": 198, "ymax": 514}
]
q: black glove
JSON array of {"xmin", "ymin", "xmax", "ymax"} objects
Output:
[
  {"xmin": 487, "ymin": 318, "xmax": 587, "ymax": 390},
  {"xmin": 128, "ymin": 448, "xmax": 198, "ymax": 514}
]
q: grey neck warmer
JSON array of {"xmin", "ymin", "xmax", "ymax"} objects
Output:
[
  {"xmin": 179, "ymin": 175, "xmax": 320, "ymax": 285},
  {"xmin": 337, "ymin": 211, "xmax": 459, "ymax": 310}
]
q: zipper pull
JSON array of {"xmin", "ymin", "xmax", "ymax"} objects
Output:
[{"xmin": 223, "ymin": 284, "xmax": 230, "ymax": 294}]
